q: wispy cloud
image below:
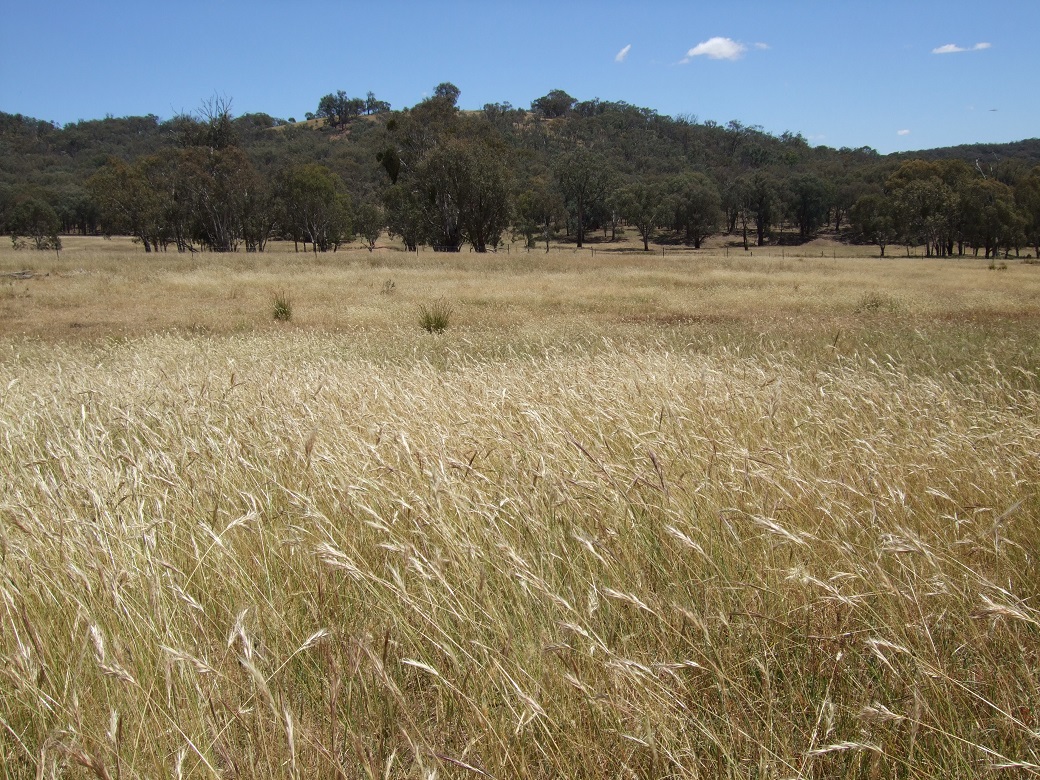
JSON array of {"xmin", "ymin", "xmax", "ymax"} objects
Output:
[
  {"xmin": 615, "ymin": 44, "xmax": 632, "ymax": 63},
  {"xmin": 897, "ymin": 129, "xmax": 911, "ymax": 136},
  {"xmin": 681, "ymin": 37, "xmax": 747, "ymax": 63},
  {"xmin": 753, "ymin": 42, "xmax": 770, "ymax": 50},
  {"xmin": 932, "ymin": 42, "xmax": 991, "ymax": 54}
]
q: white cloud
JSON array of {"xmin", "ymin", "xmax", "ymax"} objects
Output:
[
  {"xmin": 683, "ymin": 37, "xmax": 747, "ymax": 62},
  {"xmin": 932, "ymin": 42, "xmax": 992, "ymax": 54},
  {"xmin": 615, "ymin": 44, "xmax": 632, "ymax": 63},
  {"xmin": 897, "ymin": 129, "xmax": 911, "ymax": 136},
  {"xmin": 753, "ymin": 42, "xmax": 770, "ymax": 50}
]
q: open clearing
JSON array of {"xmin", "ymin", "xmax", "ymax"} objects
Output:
[{"xmin": 2, "ymin": 237, "xmax": 1040, "ymax": 778}]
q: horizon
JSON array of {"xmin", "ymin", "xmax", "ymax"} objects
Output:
[{"xmin": 2, "ymin": 0, "xmax": 1037, "ymax": 156}]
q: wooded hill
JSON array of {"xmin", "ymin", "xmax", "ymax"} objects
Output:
[{"xmin": 2, "ymin": 86, "xmax": 1039, "ymax": 257}]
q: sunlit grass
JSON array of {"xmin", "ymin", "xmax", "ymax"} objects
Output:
[{"xmin": 1, "ymin": 237, "xmax": 1040, "ymax": 777}]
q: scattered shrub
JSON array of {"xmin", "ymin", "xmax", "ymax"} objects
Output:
[
  {"xmin": 418, "ymin": 297, "xmax": 453, "ymax": 333},
  {"xmin": 272, "ymin": 290, "xmax": 293, "ymax": 322}
]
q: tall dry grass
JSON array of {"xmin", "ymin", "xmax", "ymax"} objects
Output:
[{"xmin": 2, "ymin": 325, "xmax": 1039, "ymax": 778}]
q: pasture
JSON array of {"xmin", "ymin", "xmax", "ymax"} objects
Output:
[{"xmin": 2, "ymin": 236, "xmax": 1040, "ymax": 778}]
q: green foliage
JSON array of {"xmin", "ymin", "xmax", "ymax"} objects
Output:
[
  {"xmin": 315, "ymin": 90, "xmax": 381, "ymax": 129},
  {"xmin": 8, "ymin": 196, "xmax": 62, "ymax": 252},
  {"xmin": 432, "ymin": 82, "xmax": 461, "ymax": 107},
  {"xmin": 277, "ymin": 163, "xmax": 351, "ymax": 253},
  {"xmin": 271, "ymin": 289, "xmax": 293, "ymax": 321},
  {"xmin": 418, "ymin": 297, "xmax": 453, "ymax": 333},
  {"xmin": 553, "ymin": 150, "xmax": 615, "ymax": 248},
  {"xmin": 850, "ymin": 193, "xmax": 898, "ymax": 256},
  {"xmin": 531, "ymin": 89, "xmax": 576, "ymax": 118},
  {"xmin": 353, "ymin": 200, "xmax": 385, "ymax": 251},
  {"xmin": 8, "ymin": 88, "xmax": 1040, "ymax": 260},
  {"xmin": 615, "ymin": 181, "xmax": 670, "ymax": 251},
  {"xmin": 515, "ymin": 179, "xmax": 567, "ymax": 251},
  {"xmin": 784, "ymin": 173, "xmax": 833, "ymax": 240},
  {"xmin": 668, "ymin": 172, "xmax": 722, "ymax": 248}
]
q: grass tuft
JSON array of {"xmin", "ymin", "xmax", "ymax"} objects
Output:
[
  {"xmin": 418, "ymin": 296, "xmax": 453, "ymax": 333},
  {"xmin": 272, "ymin": 289, "xmax": 293, "ymax": 322}
]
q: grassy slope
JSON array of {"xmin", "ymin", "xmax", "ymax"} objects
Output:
[{"xmin": 2, "ymin": 239, "xmax": 1040, "ymax": 778}]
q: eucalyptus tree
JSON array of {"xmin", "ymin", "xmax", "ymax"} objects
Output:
[
  {"xmin": 1015, "ymin": 166, "xmax": 1040, "ymax": 258},
  {"xmin": 353, "ymin": 200, "xmax": 385, "ymax": 251},
  {"xmin": 784, "ymin": 173, "xmax": 832, "ymax": 241},
  {"xmin": 886, "ymin": 160, "xmax": 968, "ymax": 256},
  {"xmin": 958, "ymin": 178, "xmax": 1023, "ymax": 258},
  {"xmin": 8, "ymin": 196, "xmax": 61, "ymax": 252},
  {"xmin": 178, "ymin": 146, "xmax": 259, "ymax": 252},
  {"xmin": 668, "ymin": 172, "xmax": 722, "ymax": 248},
  {"xmin": 416, "ymin": 138, "xmax": 512, "ymax": 252},
  {"xmin": 88, "ymin": 157, "xmax": 166, "ymax": 251},
  {"xmin": 277, "ymin": 163, "xmax": 352, "ymax": 253},
  {"xmin": 515, "ymin": 177, "xmax": 567, "ymax": 252},
  {"xmin": 850, "ymin": 193, "xmax": 898, "ymax": 257},
  {"xmin": 552, "ymin": 149, "xmax": 613, "ymax": 248},
  {"xmin": 890, "ymin": 176, "xmax": 956, "ymax": 256},
  {"xmin": 615, "ymin": 180, "xmax": 671, "ymax": 251},
  {"xmin": 746, "ymin": 172, "xmax": 780, "ymax": 247},
  {"xmin": 383, "ymin": 184, "xmax": 422, "ymax": 251},
  {"xmin": 531, "ymin": 89, "xmax": 576, "ymax": 118}
]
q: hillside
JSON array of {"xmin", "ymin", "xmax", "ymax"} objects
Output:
[{"xmin": 1, "ymin": 90, "xmax": 1038, "ymax": 255}]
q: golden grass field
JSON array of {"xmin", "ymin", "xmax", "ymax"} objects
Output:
[{"xmin": 2, "ymin": 236, "xmax": 1040, "ymax": 778}]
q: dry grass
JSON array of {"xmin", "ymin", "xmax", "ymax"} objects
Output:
[{"xmin": 2, "ymin": 237, "xmax": 1040, "ymax": 778}]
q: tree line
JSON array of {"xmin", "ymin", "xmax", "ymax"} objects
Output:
[{"xmin": 3, "ymin": 87, "xmax": 1040, "ymax": 258}]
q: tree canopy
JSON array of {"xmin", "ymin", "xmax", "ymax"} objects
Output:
[{"xmin": 3, "ymin": 88, "xmax": 1040, "ymax": 258}]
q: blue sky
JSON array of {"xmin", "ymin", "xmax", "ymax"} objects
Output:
[{"xmin": 1, "ymin": 0, "xmax": 1036, "ymax": 154}]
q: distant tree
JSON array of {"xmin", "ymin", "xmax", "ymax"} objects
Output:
[
  {"xmin": 886, "ymin": 160, "xmax": 968, "ymax": 256},
  {"xmin": 669, "ymin": 172, "xmax": 722, "ymax": 248},
  {"xmin": 959, "ymin": 178, "xmax": 1023, "ymax": 258},
  {"xmin": 553, "ymin": 149, "xmax": 612, "ymax": 248},
  {"xmin": 1015, "ymin": 166, "xmax": 1040, "ymax": 258},
  {"xmin": 364, "ymin": 91, "xmax": 391, "ymax": 114},
  {"xmin": 890, "ymin": 176, "xmax": 956, "ymax": 256},
  {"xmin": 417, "ymin": 138, "xmax": 512, "ymax": 252},
  {"xmin": 353, "ymin": 200, "xmax": 384, "ymax": 251},
  {"xmin": 8, "ymin": 196, "xmax": 61, "ymax": 253},
  {"xmin": 240, "ymin": 175, "xmax": 276, "ymax": 253},
  {"xmin": 55, "ymin": 187, "xmax": 99, "ymax": 235},
  {"xmin": 178, "ymin": 146, "xmax": 258, "ymax": 252},
  {"xmin": 615, "ymin": 181, "xmax": 670, "ymax": 251},
  {"xmin": 746, "ymin": 172, "xmax": 780, "ymax": 246},
  {"xmin": 383, "ymin": 184, "xmax": 423, "ymax": 251},
  {"xmin": 531, "ymin": 89, "xmax": 576, "ymax": 118},
  {"xmin": 433, "ymin": 82, "xmax": 461, "ymax": 107},
  {"xmin": 850, "ymin": 193, "xmax": 897, "ymax": 256},
  {"xmin": 784, "ymin": 173, "xmax": 832, "ymax": 241},
  {"xmin": 829, "ymin": 172, "xmax": 870, "ymax": 233},
  {"xmin": 724, "ymin": 176, "xmax": 754, "ymax": 250},
  {"xmin": 277, "ymin": 163, "xmax": 351, "ymax": 253},
  {"xmin": 88, "ymin": 157, "xmax": 165, "ymax": 251},
  {"xmin": 515, "ymin": 178, "xmax": 567, "ymax": 252},
  {"xmin": 197, "ymin": 94, "xmax": 238, "ymax": 150},
  {"xmin": 316, "ymin": 90, "xmax": 366, "ymax": 129}
]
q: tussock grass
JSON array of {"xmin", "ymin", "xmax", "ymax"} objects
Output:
[
  {"xmin": 417, "ymin": 297, "xmax": 454, "ymax": 333},
  {"xmin": 2, "ymin": 330, "xmax": 1039, "ymax": 778}
]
